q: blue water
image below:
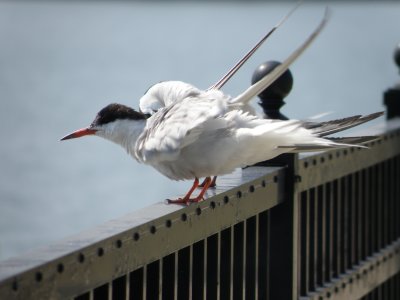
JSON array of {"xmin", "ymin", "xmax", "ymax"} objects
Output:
[{"xmin": 0, "ymin": 1, "xmax": 399, "ymax": 261}]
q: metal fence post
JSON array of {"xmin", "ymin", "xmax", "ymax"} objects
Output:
[
  {"xmin": 384, "ymin": 43, "xmax": 400, "ymax": 119},
  {"xmin": 253, "ymin": 61, "xmax": 299, "ymax": 300}
]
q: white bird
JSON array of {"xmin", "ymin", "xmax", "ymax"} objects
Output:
[
  {"xmin": 138, "ymin": 3, "xmax": 312, "ymax": 187},
  {"xmin": 61, "ymin": 10, "xmax": 382, "ymax": 205}
]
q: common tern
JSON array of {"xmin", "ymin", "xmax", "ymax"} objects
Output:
[
  {"xmin": 138, "ymin": 3, "xmax": 310, "ymax": 188},
  {"xmin": 61, "ymin": 10, "xmax": 383, "ymax": 205}
]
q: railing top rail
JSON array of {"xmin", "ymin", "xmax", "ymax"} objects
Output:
[
  {"xmin": 0, "ymin": 165, "xmax": 284, "ymax": 298},
  {"xmin": 297, "ymin": 121, "xmax": 400, "ymax": 191}
]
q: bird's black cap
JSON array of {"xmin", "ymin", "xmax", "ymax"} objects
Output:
[{"xmin": 91, "ymin": 103, "xmax": 148, "ymax": 126}]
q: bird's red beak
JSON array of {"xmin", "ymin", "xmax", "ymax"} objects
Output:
[{"xmin": 60, "ymin": 128, "xmax": 97, "ymax": 141}]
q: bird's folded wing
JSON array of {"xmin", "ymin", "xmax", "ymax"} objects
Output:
[
  {"xmin": 136, "ymin": 96, "xmax": 227, "ymax": 162},
  {"xmin": 302, "ymin": 112, "xmax": 384, "ymax": 137}
]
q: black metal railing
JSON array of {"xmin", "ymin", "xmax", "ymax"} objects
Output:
[
  {"xmin": 297, "ymin": 133, "xmax": 400, "ymax": 300},
  {"xmin": 1, "ymin": 46, "xmax": 400, "ymax": 300}
]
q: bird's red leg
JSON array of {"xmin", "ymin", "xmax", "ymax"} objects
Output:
[
  {"xmin": 199, "ymin": 177, "xmax": 211, "ymax": 188},
  {"xmin": 209, "ymin": 176, "xmax": 217, "ymax": 187},
  {"xmin": 190, "ymin": 177, "xmax": 212, "ymax": 203},
  {"xmin": 199, "ymin": 176, "xmax": 217, "ymax": 188},
  {"xmin": 167, "ymin": 178, "xmax": 199, "ymax": 205}
]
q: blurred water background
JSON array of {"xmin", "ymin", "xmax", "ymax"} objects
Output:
[{"xmin": 0, "ymin": 1, "xmax": 399, "ymax": 261}]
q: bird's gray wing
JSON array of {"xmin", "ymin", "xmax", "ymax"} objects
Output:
[{"xmin": 302, "ymin": 112, "xmax": 384, "ymax": 137}]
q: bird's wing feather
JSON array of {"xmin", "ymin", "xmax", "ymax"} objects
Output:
[
  {"xmin": 302, "ymin": 112, "xmax": 384, "ymax": 137},
  {"xmin": 136, "ymin": 95, "xmax": 227, "ymax": 162},
  {"xmin": 208, "ymin": 1, "xmax": 302, "ymax": 91},
  {"xmin": 231, "ymin": 8, "xmax": 330, "ymax": 106}
]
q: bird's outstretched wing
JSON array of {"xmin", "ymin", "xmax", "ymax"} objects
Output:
[
  {"xmin": 136, "ymin": 94, "xmax": 228, "ymax": 163},
  {"xmin": 208, "ymin": 1, "xmax": 302, "ymax": 91},
  {"xmin": 232, "ymin": 8, "xmax": 330, "ymax": 105}
]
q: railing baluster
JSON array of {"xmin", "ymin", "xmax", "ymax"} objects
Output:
[
  {"xmin": 317, "ymin": 185, "xmax": 326, "ymax": 286},
  {"xmin": 325, "ymin": 182, "xmax": 333, "ymax": 282},
  {"xmin": 206, "ymin": 234, "xmax": 219, "ymax": 300},
  {"xmin": 360, "ymin": 168, "xmax": 366, "ymax": 260},
  {"xmin": 375, "ymin": 164, "xmax": 382, "ymax": 251},
  {"xmin": 332, "ymin": 179, "xmax": 341, "ymax": 277},
  {"xmin": 146, "ymin": 261, "xmax": 160, "ymax": 300},
  {"xmin": 300, "ymin": 191, "xmax": 309, "ymax": 296},
  {"xmin": 254, "ymin": 215, "xmax": 259, "ymax": 300},
  {"xmin": 126, "ymin": 272, "xmax": 131, "ymax": 300},
  {"xmin": 257, "ymin": 211, "xmax": 269, "ymax": 300},
  {"xmin": 360, "ymin": 169, "xmax": 367, "ymax": 260},
  {"xmin": 347, "ymin": 174, "xmax": 355, "ymax": 269},
  {"xmin": 177, "ymin": 247, "xmax": 190, "ymax": 300},
  {"xmin": 340, "ymin": 176, "xmax": 347, "ymax": 273},
  {"xmin": 130, "ymin": 267, "xmax": 144, "ymax": 300},
  {"xmin": 192, "ymin": 240, "xmax": 205, "ymax": 300},
  {"xmin": 112, "ymin": 275, "xmax": 127, "ymax": 300},
  {"xmin": 245, "ymin": 216, "xmax": 257, "ymax": 300},
  {"xmin": 309, "ymin": 188, "xmax": 317, "ymax": 291},
  {"xmin": 382, "ymin": 161, "xmax": 388, "ymax": 248},
  {"xmin": 369, "ymin": 166, "xmax": 376, "ymax": 254},
  {"xmin": 354, "ymin": 171, "xmax": 361, "ymax": 265},
  {"xmin": 233, "ymin": 222, "xmax": 245, "ymax": 300},
  {"xmin": 368, "ymin": 166, "xmax": 375, "ymax": 257},
  {"xmin": 93, "ymin": 283, "xmax": 108, "ymax": 300},
  {"xmin": 162, "ymin": 253, "xmax": 176, "ymax": 300},
  {"xmin": 220, "ymin": 228, "xmax": 232, "ymax": 300}
]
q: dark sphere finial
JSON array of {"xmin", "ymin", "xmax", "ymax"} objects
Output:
[{"xmin": 252, "ymin": 61, "xmax": 293, "ymax": 120}]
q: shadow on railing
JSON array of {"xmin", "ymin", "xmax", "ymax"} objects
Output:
[{"xmin": 1, "ymin": 46, "xmax": 400, "ymax": 300}]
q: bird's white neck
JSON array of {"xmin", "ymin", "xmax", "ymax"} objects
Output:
[{"xmin": 96, "ymin": 119, "xmax": 146, "ymax": 157}]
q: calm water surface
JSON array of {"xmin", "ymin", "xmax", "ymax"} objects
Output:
[{"xmin": 0, "ymin": 1, "xmax": 399, "ymax": 261}]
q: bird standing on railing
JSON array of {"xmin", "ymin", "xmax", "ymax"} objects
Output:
[
  {"xmin": 61, "ymin": 9, "xmax": 382, "ymax": 205},
  {"xmin": 137, "ymin": 3, "xmax": 301, "ymax": 189}
]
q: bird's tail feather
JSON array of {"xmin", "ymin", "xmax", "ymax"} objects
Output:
[
  {"xmin": 325, "ymin": 136, "xmax": 380, "ymax": 145},
  {"xmin": 231, "ymin": 8, "xmax": 330, "ymax": 106},
  {"xmin": 277, "ymin": 136, "xmax": 379, "ymax": 153}
]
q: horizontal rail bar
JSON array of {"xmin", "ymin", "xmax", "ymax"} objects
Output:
[
  {"xmin": 298, "ymin": 129, "xmax": 400, "ymax": 192},
  {"xmin": 302, "ymin": 238, "xmax": 400, "ymax": 300}
]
